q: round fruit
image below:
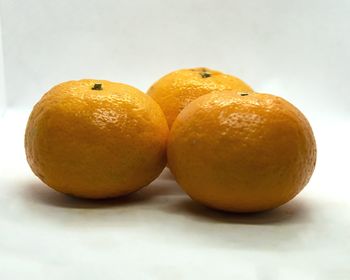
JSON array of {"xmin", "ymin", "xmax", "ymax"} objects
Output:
[
  {"xmin": 25, "ymin": 79, "xmax": 168, "ymax": 199},
  {"xmin": 147, "ymin": 67, "xmax": 252, "ymax": 127},
  {"xmin": 167, "ymin": 91, "xmax": 316, "ymax": 212}
]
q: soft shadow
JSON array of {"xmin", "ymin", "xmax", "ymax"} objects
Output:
[
  {"xmin": 146, "ymin": 178, "xmax": 184, "ymax": 196},
  {"xmin": 22, "ymin": 182, "xmax": 147, "ymax": 209},
  {"xmin": 158, "ymin": 168, "xmax": 176, "ymax": 181},
  {"xmin": 164, "ymin": 197, "xmax": 312, "ymax": 225},
  {"xmin": 21, "ymin": 177, "xmax": 184, "ymax": 209}
]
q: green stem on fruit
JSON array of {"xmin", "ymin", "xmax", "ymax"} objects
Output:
[{"xmin": 92, "ymin": 83, "xmax": 103, "ymax": 90}]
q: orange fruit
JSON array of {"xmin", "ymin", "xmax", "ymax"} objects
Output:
[
  {"xmin": 25, "ymin": 79, "xmax": 168, "ymax": 199},
  {"xmin": 147, "ymin": 67, "xmax": 252, "ymax": 127},
  {"xmin": 167, "ymin": 91, "xmax": 317, "ymax": 212}
]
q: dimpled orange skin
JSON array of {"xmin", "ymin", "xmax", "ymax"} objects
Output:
[
  {"xmin": 25, "ymin": 80, "xmax": 169, "ymax": 199},
  {"xmin": 167, "ymin": 91, "xmax": 317, "ymax": 212},
  {"xmin": 147, "ymin": 67, "xmax": 253, "ymax": 127}
]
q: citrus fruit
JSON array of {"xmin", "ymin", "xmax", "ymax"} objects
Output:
[
  {"xmin": 147, "ymin": 67, "xmax": 252, "ymax": 127},
  {"xmin": 167, "ymin": 91, "xmax": 317, "ymax": 212},
  {"xmin": 25, "ymin": 79, "xmax": 168, "ymax": 199}
]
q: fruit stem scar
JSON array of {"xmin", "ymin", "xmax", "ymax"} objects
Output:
[
  {"xmin": 200, "ymin": 72, "xmax": 211, "ymax": 78},
  {"xmin": 240, "ymin": 93, "xmax": 249, "ymax": 96},
  {"xmin": 92, "ymin": 83, "xmax": 103, "ymax": 90}
]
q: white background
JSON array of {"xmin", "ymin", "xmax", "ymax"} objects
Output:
[{"xmin": 0, "ymin": 1, "xmax": 350, "ymax": 279}]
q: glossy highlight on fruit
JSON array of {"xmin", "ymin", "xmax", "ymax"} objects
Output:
[
  {"xmin": 167, "ymin": 91, "xmax": 317, "ymax": 212},
  {"xmin": 25, "ymin": 79, "xmax": 169, "ymax": 199},
  {"xmin": 147, "ymin": 67, "xmax": 253, "ymax": 127}
]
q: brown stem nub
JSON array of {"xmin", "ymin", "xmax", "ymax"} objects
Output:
[
  {"xmin": 240, "ymin": 93, "xmax": 249, "ymax": 96},
  {"xmin": 92, "ymin": 83, "xmax": 103, "ymax": 90},
  {"xmin": 200, "ymin": 72, "xmax": 211, "ymax": 78}
]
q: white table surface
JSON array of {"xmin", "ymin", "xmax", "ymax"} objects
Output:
[{"xmin": 1, "ymin": 109, "xmax": 349, "ymax": 280}]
